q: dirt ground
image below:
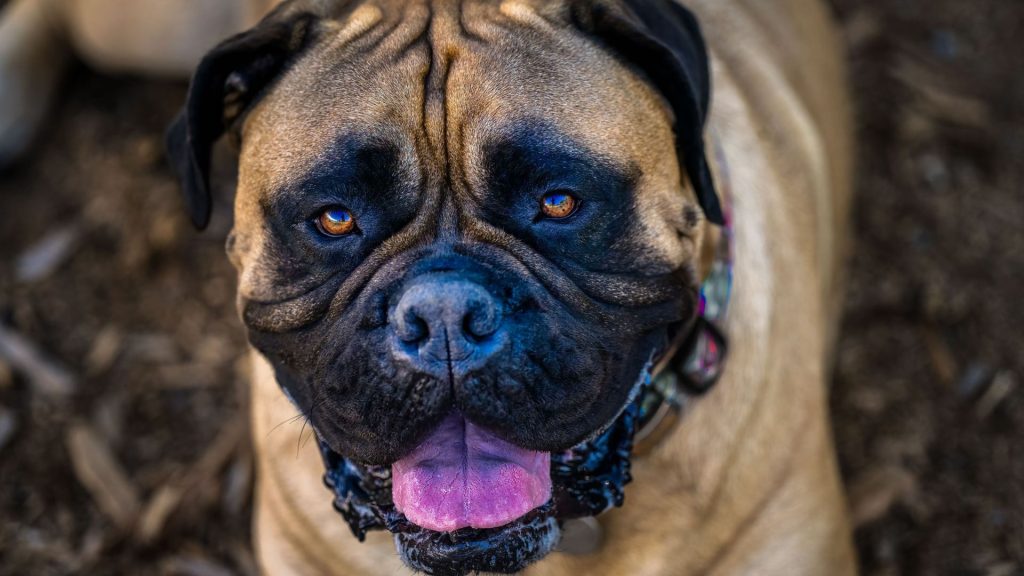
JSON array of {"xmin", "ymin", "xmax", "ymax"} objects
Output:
[{"xmin": 0, "ymin": 1, "xmax": 1021, "ymax": 575}]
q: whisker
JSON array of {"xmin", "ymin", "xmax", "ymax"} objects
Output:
[
  {"xmin": 296, "ymin": 391, "xmax": 328, "ymax": 456},
  {"xmin": 266, "ymin": 411, "xmax": 310, "ymax": 439}
]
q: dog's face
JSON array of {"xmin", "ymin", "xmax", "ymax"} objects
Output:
[{"xmin": 168, "ymin": 0, "xmax": 720, "ymax": 573}]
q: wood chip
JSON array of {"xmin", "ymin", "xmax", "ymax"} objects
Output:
[
  {"xmin": 975, "ymin": 371, "xmax": 1018, "ymax": 420},
  {"xmin": 75, "ymin": 521, "xmax": 108, "ymax": 567},
  {"xmin": 983, "ymin": 563, "xmax": 1019, "ymax": 576},
  {"xmin": 891, "ymin": 54, "xmax": 991, "ymax": 131},
  {"xmin": 187, "ymin": 418, "xmax": 246, "ymax": 487},
  {"xmin": 0, "ymin": 358, "xmax": 12, "ymax": 389},
  {"xmin": 66, "ymin": 423, "xmax": 141, "ymax": 531},
  {"xmin": 161, "ymin": 555, "xmax": 234, "ymax": 576},
  {"xmin": 157, "ymin": 363, "xmax": 218, "ymax": 390},
  {"xmin": 923, "ymin": 329, "xmax": 956, "ymax": 386},
  {"xmin": 222, "ymin": 452, "xmax": 253, "ymax": 517},
  {"xmin": 135, "ymin": 418, "xmax": 247, "ymax": 541},
  {"xmin": 848, "ymin": 465, "xmax": 925, "ymax": 528},
  {"xmin": 958, "ymin": 362, "xmax": 995, "ymax": 399},
  {"xmin": 229, "ymin": 541, "xmax": 259, "ymax": 576},
  {"xmin": 85, "ymin": 326, "xmax": 123, "ymax": 376},
  {"xmin": 16, "ymin": 527, "xmax": 79, "ymax": 568},
  {"xmin": 194, "ymin": 333, "xmax": 234, "ymax": 365},
  {"xmin": 178, "ymin": 419, "xmax": 246, "ymax": 516},
  {"xmin": 0, "ymin": 405, "xmax": 17, "ymax": 453},
  {"xmin": 0, "ymin": 323, "xmax": 76, "ymax": 397},
  {"xmin": 843, "ymin": 9, "xmax": 881, "ymax": 51},
  {"xmin": 15, "ymin": 226, "xmax": 82, "ymax": 283},
  {"xmin": 137, "ymin": 484, "xmax": 184, "ymax": 545},
  {"xmin": 93, "ymin": 394, "xmax": 126, "ymax": 449},
  {"xmin": 125, "ymin": 333, "xmax": 180, "ymax": 365}
]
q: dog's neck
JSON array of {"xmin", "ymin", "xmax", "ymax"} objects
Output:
[{"xmin": 634, "ymin": 135, "xmax": 734, "ymax": 455}]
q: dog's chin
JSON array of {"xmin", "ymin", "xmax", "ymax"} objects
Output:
[{"xmin": 392, "ymin": 503, "xmax": 560, "ymax": 576}]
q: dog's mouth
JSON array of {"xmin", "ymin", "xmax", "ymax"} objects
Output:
[
  {"xmin": 392, "ymin": 412, "xmax": 553, "ymax": 532},
  {"xmin": 319, "ymin": 372, "xmax": 645, "ymax": 576}
]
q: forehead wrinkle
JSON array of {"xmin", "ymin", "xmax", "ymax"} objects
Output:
[
  {"xmin": 317, "ymin": 2, "xmax": 431, "ymax": 73},
  {"xmin": 416, "ymin": 0, "xmax": 483, "ymax": 240},
  {"xmin": 240, "ymin": 3, "xmax": 432, "ymax": 186},
  {"xmin": 439, "ymin": 1, "xmax": 544, "ymax": 214},
  {"xmin": 331, "ymin": 2, "xmax": 384, "ymax": 44}
]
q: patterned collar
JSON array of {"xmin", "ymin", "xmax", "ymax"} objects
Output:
[{"xmin": 634, "ymin": 140, "xmax": 733, "ymax": 454}]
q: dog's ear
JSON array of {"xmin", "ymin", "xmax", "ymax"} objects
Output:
[
  {"xmin": 165, "ymin": 8, "xmax": 318, "ymax": 230},
  {"xmin": 571, "ymin": 0, "xmax": 724, "ymax": 225}
]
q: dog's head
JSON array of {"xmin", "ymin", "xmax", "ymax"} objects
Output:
[{"xmin": 167, "ymin": 0, "xmax": 720, "ymax": 573}]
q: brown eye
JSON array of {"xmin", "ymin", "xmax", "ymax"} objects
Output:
[
  {"xmin": 540, "ymin": 192, "xmax": 578, "ymax": 219},
  {"xmin": 316, "ymin": 206, "xmax": 357, "ymax": 237}
]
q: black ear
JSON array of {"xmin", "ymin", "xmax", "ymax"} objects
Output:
[
  {"xmin": 165, "ymin": 9, "xmax": 318, "ymax": 229},
  {"xmin": 571, "ymin": 0, "xmax": 724, "ymax": 225}
]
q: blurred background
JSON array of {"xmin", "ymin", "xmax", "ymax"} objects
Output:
[{"xmin": 0, "ymin": 1, "xmax": 1021, "ymax": 575}]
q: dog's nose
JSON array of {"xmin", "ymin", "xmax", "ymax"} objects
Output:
[{"xmin": 390, "ymin": 275, "xmax": 505, "ymax": 374}]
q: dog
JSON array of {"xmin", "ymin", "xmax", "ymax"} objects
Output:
[{"xmin": 1, "ymin": 0, "xmax": 857, "ymax": 573}]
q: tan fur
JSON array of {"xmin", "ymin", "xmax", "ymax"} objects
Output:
[{"xmin": 0, "ymin": 0, "xmax": 855, "ymax": 572}]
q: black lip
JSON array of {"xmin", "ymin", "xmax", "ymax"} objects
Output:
[{"xmin": 393, "ymin": 503, "xmax": 560, "ymax": 576}]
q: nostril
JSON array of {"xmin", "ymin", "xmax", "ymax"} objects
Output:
[
  {"xmin": 464, "ymin": 300, "xmax": 499, "ymax": 340},
  {"xmin": 397, "ymin": 308, "xmax": 430, "ymax": 344}
]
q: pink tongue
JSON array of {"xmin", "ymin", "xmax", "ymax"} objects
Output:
[{"xmin": 392, "ymin": 413, "xmax": 551, "ymax": 532}]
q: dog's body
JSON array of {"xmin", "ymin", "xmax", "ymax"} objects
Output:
[{"xmin": 0, "ymin": 0, "xmax": 855, "ymax": 574}]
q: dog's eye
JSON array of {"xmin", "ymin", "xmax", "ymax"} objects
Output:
[
  {"xmin": 315, "ymin": 206, "xmax": 357, "ymax": 237},
  {"xmin": 539, "ymin": 192, "xmax": 578, "ymax": 219}
]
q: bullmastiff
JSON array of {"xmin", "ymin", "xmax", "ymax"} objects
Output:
[{"xmin": 2, "ymin": 0, "xmax": 857, "ymax": 573}]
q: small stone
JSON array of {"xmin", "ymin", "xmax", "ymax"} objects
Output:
[{"xmin": 0, "ymin": 359, "xmax": 13, "ymax": 389}]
